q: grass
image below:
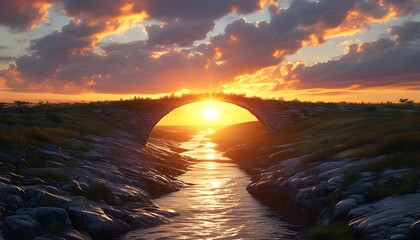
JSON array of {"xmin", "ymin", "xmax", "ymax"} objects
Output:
[
  {"xmin": 308, "ymin": 221, "xmax": 353, "ymax": 240},
  {"xmin": 0, "ymin": 108, "xmax": 114, "ymax": 151},
  {"xmin": 370, "ymin": 173, "xmax": 419, "ymax": 200}
]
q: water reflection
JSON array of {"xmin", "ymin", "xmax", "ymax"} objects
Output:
[{"xmin": 122, "ymin": 129, "xmax": 300, "ymax": 239}]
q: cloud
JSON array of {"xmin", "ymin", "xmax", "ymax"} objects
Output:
[
  {"xmin": 1, "ymin": 0, "xmax": 419, "ymax": 94},
  {"xmin": 0, "ymin": 0, "xmax": 51, "ymax": 31},
  {"xmin": 146, "ymin": 21, "xmax": 215, "ymax": 46},
  {"xmin": 283, "ymin": 21, "xmax": 420, "ymax": 89},
  {"xmin": 390, "ymin": 20, "xmax": 420, "ymax": 43},
  {"xmin": 0, "ymin": 56, "xmax": 16, "ymax": 63}
]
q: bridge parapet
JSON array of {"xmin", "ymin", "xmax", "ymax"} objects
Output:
[{"xmin": 104, "ymin": 95, "xmax": 313, "ymax": 144}]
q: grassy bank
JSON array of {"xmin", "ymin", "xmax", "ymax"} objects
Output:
[{"xmin": 212, "ymin": 103, "xmax": 420, "ymax": 239}]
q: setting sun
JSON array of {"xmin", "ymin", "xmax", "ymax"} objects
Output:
[{"xmin": 202, "ymin": 108, "xmax": 220, "ymax": 121}]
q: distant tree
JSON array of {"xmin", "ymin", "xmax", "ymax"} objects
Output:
[
  {"xmin": 399, "ymin": 98, "xmax": 409, "ymax": 104},
  {"xmin": 13, "ymin": 101, "xmax": 30, "ymax": 105},
  {"xmin": 399, "ymin": 98, "xmax": 414, "ymax": 105}
]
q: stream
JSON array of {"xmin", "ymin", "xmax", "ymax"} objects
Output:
[{"xmin": 122, "ymin": 129, "xmax": 301, "ymax": 239}]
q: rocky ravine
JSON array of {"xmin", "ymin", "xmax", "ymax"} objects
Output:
[{"xmin": 0, "ymin": 128, "xmax": 190, "ymax": 240}]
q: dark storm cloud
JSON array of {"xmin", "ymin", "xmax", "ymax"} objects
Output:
[
  {"xmin": 287, "ymin": 21, "xmax": 420, "ymax": 89},
  {"xmin": 146, "ymin": 21, "xmax": 215, "ymax": 46},
  {"xmin": 0, "ymin": 0, "xmax": 51, "ymax": 31},
  {"xmin": 140, "ymin": 0, "xmax": 262, "ymax": 21},
  {"xmin": 390, "ymin": 21, "xmax": 420, "ymax": 43},
  {"xmin": 57, "ymin": 0, "xmax": 265, "ymax": 46},
  {"xmin": 13, "ymin": 19, "xmax": 107, "ymax": 82}
]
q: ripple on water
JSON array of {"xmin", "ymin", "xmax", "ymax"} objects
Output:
[{"xmin": 121, "ymin": 129, "xmax": 301, "ymax": 240}]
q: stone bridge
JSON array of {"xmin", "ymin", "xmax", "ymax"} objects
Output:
[{"xmin": 104, "ymin": 93, "xmax": 317, "ymax": 144}]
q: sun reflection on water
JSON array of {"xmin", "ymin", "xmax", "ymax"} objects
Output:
[{"xmin": 122, "ymin": 128, "xmax": 300, "ymax": 239}]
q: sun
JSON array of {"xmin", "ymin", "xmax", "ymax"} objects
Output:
[{"xmin": 202, "ymin": 108, "xmax": 219, "ymax": 121}]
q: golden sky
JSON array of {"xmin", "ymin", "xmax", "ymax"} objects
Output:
[{"xmin": 156, "ymin": 101, "xmax": 258, "ymax": 126}]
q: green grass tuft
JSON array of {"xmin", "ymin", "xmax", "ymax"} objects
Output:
[{"xmin": 370, "ymin": 173, "xmax": 418, "ymax": 200}]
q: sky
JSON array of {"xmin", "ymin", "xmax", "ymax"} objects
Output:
[{"xmin": 0, "ymin": 0, "xmax": 419, "ymax": 103}]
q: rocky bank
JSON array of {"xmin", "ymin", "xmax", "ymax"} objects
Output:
[
  {"xmin": 212, "ymin": 105, "xmax": 420, "ymax": 240},
  {"xmin": 0, "ymin": 123, "xmax": 190, "ymax": 240}
]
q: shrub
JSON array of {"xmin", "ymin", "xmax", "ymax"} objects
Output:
[
  {"xmin": 46, "ymin": 112, "xmax": 63, "ymax": 123},
  {"xmin": 370, "ymin": 174, "xmax": 418, "ymax": 200}
]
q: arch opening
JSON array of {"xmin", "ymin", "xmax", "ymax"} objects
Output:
[{"xmin": 148, "ymin": 100, "xmax": 265, "ymax": 142}]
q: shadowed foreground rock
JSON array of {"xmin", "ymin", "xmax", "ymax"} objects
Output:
[{"xmin": 0, "ymin": 127, "xmax": 189, "ymax": 240}]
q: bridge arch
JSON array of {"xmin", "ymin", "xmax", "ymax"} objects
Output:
[
  {"xmin": 104, "ymin": 94, "xmax": 297, "ymax": 144},
  {"xmin": 150, "ymin": 99, "xmax": 272, "ymax": 133}
]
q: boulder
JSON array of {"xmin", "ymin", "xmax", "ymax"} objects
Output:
[
  {"xmin": 66, "ymin": 203, "xmax": 118, "ymax": 239},
  {"xmin": 3, "ymin": 215, "xmax": 42, "ymax": 240},
  {"xmin": 30, "ymin": 207, "xmax": 73, "ymax": 232},
  {"xmin": 333, "ymin": 198, "xmax": 357, "ymax": 220},
  {"xmin": 0, "ymin": 182, "xmax": 25, "ymax": 202}
]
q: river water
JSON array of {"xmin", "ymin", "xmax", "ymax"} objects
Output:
[{"xmin": 122, "ymin": 129, "xmax": 301, "ymax": 239}]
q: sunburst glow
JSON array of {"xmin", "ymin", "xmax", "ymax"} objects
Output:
[{"xmin": 202, "ymin": 108, "xmax": 220, "ymax": 121}]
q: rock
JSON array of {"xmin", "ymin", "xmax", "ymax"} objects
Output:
[
  {"xmin": 30, "ymin": 207, "xmax": 73, "ymax": 232},
  {"xmin": 348, "ymin": 193, "xmax": 420, "ymax": 239},
  {"xmin": 3, "ymin": 215, "xmax": 42, "ymax": 240},
  {"xmin": 24, "ymin": 187, "xmax": 70, "ymax": 208},
  {"xmin": 333, "ymin": 198, "xmax": 357, "ymax": 219},
  {"xmin": 0, "ymin": 205, "xmax": 6, "ymax": 218},
  {"xmin": 66, "ymin": 202, "xmax": 118, "ymax": 239},
  {"xmin": 0, "ymin": 182, "xmax": 25, "ymax": 202},
  {"xmin": 31, "ymin": 178, "xmax": 47, "ymax": 185},
  {"xmin": 327, "ymin": 176, "xmax": 343, "ymax": 191},
  {"xmin": 35, "ymin": 229, "xmax": 93, "ymax": 240},
  {"xmin": 5, "ymin": 195, "xmax": 24, "ymax": 209},
  {"xmin": 410, "ymin": 221, "xmax": 420, "ymax": 240},
  {"xmin": 390, "ymin": 234, "xmax": 407, "ymax": 239},
  {"xmin": 123, "ymin": 209, "xmax": 170, "ymax": 228}
]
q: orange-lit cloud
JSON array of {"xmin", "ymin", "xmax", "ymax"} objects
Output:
[
  {"xmin": 0, "ymin": 0, "xmax": 419, "ymax": 97},
  {"xmin": 0, "ymin": 0, "xmax": 51, "ymax": 31}
]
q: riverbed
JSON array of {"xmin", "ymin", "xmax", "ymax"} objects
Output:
[{"xmin": 121, "ymin": 129, "xmax": 301, "ymax": 239}]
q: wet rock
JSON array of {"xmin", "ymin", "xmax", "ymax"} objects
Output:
[
  {"xmin": 123, "ymin": 209, "xmax": 170, "ymax": 228},
  {"xmin": 3, "ymin": 215, "xmax": 42, "ymax": 240},
  {"xmin": 34, "ymin": 229, "xmax": 93, "ymax": 240},
  {"xmin": 66, "ymin": 201, "xmax": 118, "ymax": 239}
]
